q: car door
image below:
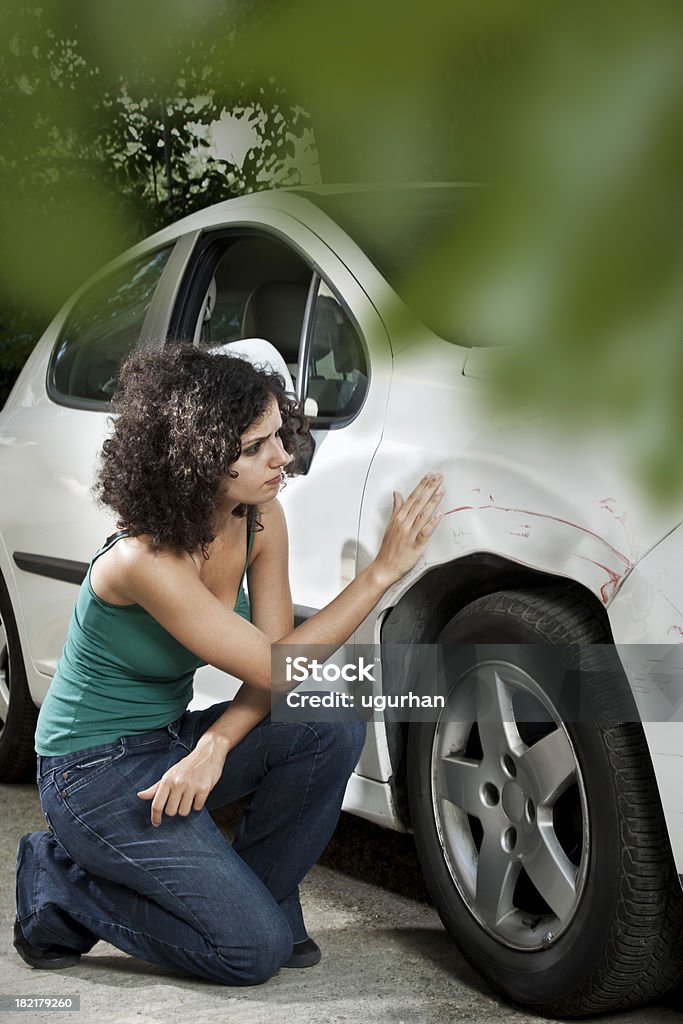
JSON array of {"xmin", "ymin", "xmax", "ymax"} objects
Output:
[{"xmin": 1, "ymin": 238, "xmax": 194, "ymax": 691}]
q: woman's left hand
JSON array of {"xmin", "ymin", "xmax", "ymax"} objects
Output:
[{"xmin": 137, "ymin": 735, "xmax": 229, "ymax": 826}]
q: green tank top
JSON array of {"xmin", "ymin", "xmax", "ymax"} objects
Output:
[{"xmin": 35, "ymin": 521, "xmax": 255, "ymax": 756}]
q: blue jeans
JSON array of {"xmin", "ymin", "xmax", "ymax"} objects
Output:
[{"xmin": 15, "ymin": 701, "xmax": 365, "ymax": 985}]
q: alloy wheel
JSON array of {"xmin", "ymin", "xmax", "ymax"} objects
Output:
[{"xmin": 431, "ymin": 658, "xmax": 589, "ymax": 950}]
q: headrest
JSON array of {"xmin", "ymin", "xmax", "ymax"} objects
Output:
[
  {"xmin": 309, "ymin": 296, "xmax": 362, "ymax": 376},
  {"xmin": 310, "ymin": 296, "xmax": 339, "ymax": 362},
  {"xmin": 334, "ymin": 321, "xmax": 361, "ymax": 375},
  {"xmin": 203, "ymin": 277, "xmax": 217, "ymax": 322},
  {"xmin": 210, "ymin": 338, "xmax": 295, "ymax": 395},
  {"xmin": 241, "ymin": 282, "xmax": 309, "ymax": 363}
]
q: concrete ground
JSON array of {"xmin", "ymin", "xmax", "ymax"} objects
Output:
[{"xmin": 1, "ymin": 783, "xmax": 681, "ymax": 1024}]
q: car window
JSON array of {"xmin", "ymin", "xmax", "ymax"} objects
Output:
[
  {"xmin": 49, "ymin": 246, "xmax": 173, "ymax": 405},
  {"xmin": 189, "ymin": 234, "xmax": 312, "ymax": 391},
  {"xmin": 180, "ymin": 232, "xmax": 367, "ymax": 425},
  {"xmin": 304, "ymin": 281, "xmax": 368, "ymax": 419}
]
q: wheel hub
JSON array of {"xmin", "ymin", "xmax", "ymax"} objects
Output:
[
  {"xmin": 431, "ymin": 658, "xmax": 589, "ymax": 951},
  {"xmin": 501, "ymin": 781, "xmax": 525, "ymax": 823}
]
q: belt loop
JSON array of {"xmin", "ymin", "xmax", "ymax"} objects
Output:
[{"xmin": 167, "ymin": 721, "xmax": 179, "ymax": 740}]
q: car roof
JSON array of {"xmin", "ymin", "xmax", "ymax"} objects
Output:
[{"xmin": 136, "ymin": 182, "xmax": 478, "ymax": 250}]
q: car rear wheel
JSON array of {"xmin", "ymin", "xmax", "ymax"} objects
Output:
[
  {"xmin": 407, "ymin": 588, "xmax": 683, "ymax": 1017},
  {"xmin": 0, "ymin": 573, "xmax": 38, "ymax": 782}
]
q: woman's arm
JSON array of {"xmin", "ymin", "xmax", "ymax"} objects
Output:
[
  {"xmin": 135, "ymin": 474, "xmax": 442, "ymax": 824},
  {"xmin": 124, "ymin": 474, "xmax": 443, "ymax": 691}
]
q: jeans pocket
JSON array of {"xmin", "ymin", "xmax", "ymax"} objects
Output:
[
  {"xmin": 73, "ymin": 754, "xmax": 116, "ymax": 770},
  {"xmin": 55, "ymin": 742, "xmax": 126, "ymax": 799}
]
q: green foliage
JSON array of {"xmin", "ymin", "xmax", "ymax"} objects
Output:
[
  {"xmin": 0, "ymin": 0, "xmax": 311, "ymax": 396},
  {"xmin": 221, "ymin": 0, "xmax": 683, "ymax": 506},
  {"xmin": 2, "ymin": 0, "xmax": 683, "ymax": 504}
]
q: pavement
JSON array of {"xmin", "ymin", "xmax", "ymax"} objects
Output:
[{"xmin": 1, "ymin": 783, "xmax": 681, "ymax": 1024}]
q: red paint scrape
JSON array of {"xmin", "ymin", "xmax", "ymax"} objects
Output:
[{"xmin": 443, "ymin": 501, "xmax": 633, "ymax": 603}]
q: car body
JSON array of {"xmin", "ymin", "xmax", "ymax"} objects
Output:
[{"xmin": 1, "ymin": 184, "xmax": 683, "ymax": 1015}]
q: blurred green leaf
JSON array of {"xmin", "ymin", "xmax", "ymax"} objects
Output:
[{"xmin": 2, "ymin": 0, "xmax": 683, "ymax": 508}]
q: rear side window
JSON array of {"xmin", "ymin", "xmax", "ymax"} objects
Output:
[
  {"xmin": 305, "ymin": 281, "xmax": 368, "ymax": 419},
  {"xmin": 49, "ymin": 246, "xmax": 173, "ymax": 406}
]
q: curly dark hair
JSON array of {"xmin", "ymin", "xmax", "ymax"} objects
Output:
[{"xmin": 94, "ymin": 343, "xmax": 309, "ymax": 555}]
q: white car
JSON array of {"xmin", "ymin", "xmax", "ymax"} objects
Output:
[{"xmin": 1, "ymin": 184, "xmax": 683, "ymax": 1016}]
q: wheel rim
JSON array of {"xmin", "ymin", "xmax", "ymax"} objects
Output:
[
  {"xmin": 431, "ymin": 658, "xmax": 589, "ymax": 951},
  {"xmin": 0, "ymin": 614, "xmax": 9, "ymax": 733}
]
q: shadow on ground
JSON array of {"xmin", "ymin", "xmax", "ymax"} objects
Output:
[{"xmin": 211, "ymin": 800, "xmax": 431, "ymax": 904}]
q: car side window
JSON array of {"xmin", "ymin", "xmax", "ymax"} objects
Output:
[
  {"xmin": 49, "ymin": 246, "xmax": 173, "ymax": 405},
  {"xmin": 180, "ymin": 233, "xmax": 368, "ymax": 425},
  {"xmin": 304, "ymin": 281, "xmax": 368, "ymax": 419},
  {"xmin": 191, "ymin": 235, "xmax": 312, "ymax": 393}
]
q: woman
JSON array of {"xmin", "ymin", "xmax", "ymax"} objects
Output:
[{"xmin": 14, "ymin": 343, "xmax": 443, "ymax": 985}]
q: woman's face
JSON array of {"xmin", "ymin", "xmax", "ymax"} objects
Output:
[{"xmin": 220, "ymin": 395, "xmax": 291, "ymax": 511}]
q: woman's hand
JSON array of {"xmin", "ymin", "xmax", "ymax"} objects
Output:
[
  {"xmin": 137, "ymin": 734, "xmax": 229, "ymax": 827},
  {"xmin": 371, "ymin": 472, "xmax": 444, "ymax": 588}
]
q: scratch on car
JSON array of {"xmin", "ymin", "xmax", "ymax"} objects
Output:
[
  {"xmin": 443, "ymin": 502, "xmax": 632, "ymax": 568},
  {"xmin": 444, "ymin": 502, "xmax": 633, "ymax": 603},
  {"xmin": 513, "ymin": 522, "xmax": 531, "ymax": 537},
  {"xmin": 599, "ymin": 498, "xmax": 636, "ymax": 562},
  {"xmin": 449, "ymin": 526, "xmax": 472, "ymax": 539},
  {"xmin": 574, "ymin": 556, "xmax": 623, "ymax": 604}
]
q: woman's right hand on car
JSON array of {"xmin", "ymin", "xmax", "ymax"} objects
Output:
[
  {"xmin": 119, "ymin": 472, "xmax": 445, "ymax": 696},
  {"xmin": 371, "ymin": 472, "xmax": 444, "ymax": 588}
]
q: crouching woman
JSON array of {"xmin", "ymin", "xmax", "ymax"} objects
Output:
[{"xmin": 14, "ymin": 343, "xmax": 443, "ymax": 985}]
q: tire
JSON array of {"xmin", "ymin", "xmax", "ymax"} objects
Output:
[
  {"xmin": 407, "ymin": 587, "xmax": 683, "ymax": 1017},
  {"xmin": 0, "ymin": 572, "xmax": 38, "ymax": 782}
]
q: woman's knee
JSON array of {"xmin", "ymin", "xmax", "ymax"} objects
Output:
[
  {"xmin": 315, "ymin": 714, "xmax": 367, "ymax": 771},
  {"xmin": 215, "ymin": 914, "xmax": 292, "ymax": 985}
]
